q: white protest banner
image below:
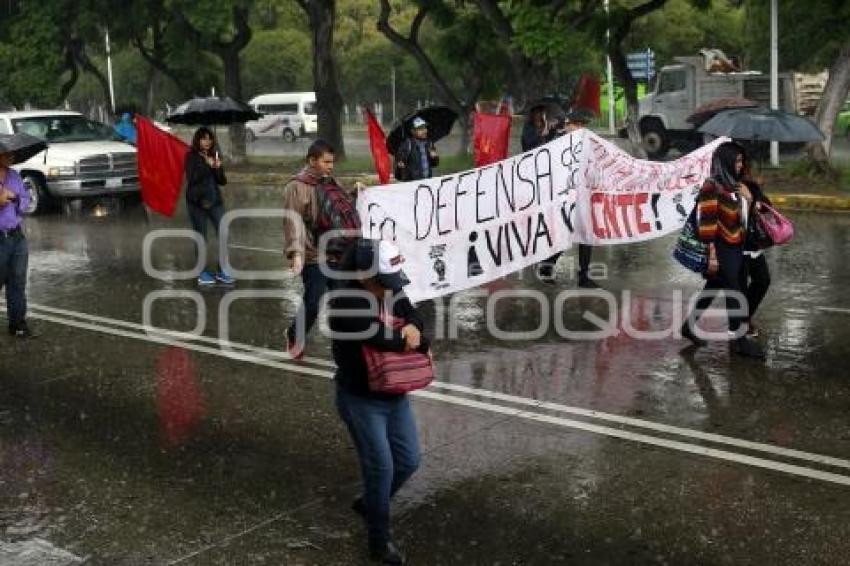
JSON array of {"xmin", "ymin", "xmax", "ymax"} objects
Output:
[{"xmin": 358, "ymin": 130, "xmax": 727, "ymax": 303}]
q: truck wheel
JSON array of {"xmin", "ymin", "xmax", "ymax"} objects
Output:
[
  {"xmin": 21, "ymin": 174, "xmax": 48, "ymax": 215},
  {"xmin": 282, "ymin": 129, "xmax": 296, "ymax": 143},
  {"xmin": 641, "ymin": 122, "xmax": 670, "ymax": 159}
]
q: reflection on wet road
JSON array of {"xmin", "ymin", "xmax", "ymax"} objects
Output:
[{"xmin": 2, "ymin": 187, "xmax": 850, "ymax": 564}]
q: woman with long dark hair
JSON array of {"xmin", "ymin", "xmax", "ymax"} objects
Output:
[
  {"xmin": 681, "ymin": 141, "xmax": 764, "ymax": 358},
  {"xmin": 185, "ymin": 127, "xmax": 232, "ymax": 285}
]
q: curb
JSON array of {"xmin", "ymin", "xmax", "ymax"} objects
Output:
[{"xmin": 769, "ymin": 194, "xmax": 850, "ymax": 212}]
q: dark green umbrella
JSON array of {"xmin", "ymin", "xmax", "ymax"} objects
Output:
[{"xmin": 698, "ymin": 107, "xmax": 825, "ymax": 143}]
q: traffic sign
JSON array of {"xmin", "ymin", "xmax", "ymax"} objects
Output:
[{"xmin": 627, "ymin": 48, "xmax": 655, "ymax": 81}]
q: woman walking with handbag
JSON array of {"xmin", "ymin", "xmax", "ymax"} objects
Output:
[
  {"xmin": 185, "ymin": 127, "xmax": 234, "ymax": 286},
  {"xmin": 681, "ymin": 142, "xmax": 764, "ymax": 358},
  {"xmin": 328, "ymin": 239, "xmax": 432, "ymax": 565},
  {"xmin": 740, "ymin": 160, "xmax": 774, "ymax": 338}
]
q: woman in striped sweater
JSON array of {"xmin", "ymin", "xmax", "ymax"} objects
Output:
[{"xmin": 681, "ymin": 142, "xmax": 765, "ymax": 358}]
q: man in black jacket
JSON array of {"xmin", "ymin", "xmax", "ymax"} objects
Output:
[{"xmin": 394, "ymin": 117, "xmax": 439, "ymax": 181}]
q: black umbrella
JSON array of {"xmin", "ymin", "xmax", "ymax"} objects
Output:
[
  {"xmin": 386, "ymin": 106, "xmax": 458, "ymax": 155},
  {"xmin": 166, "ymin": 96, "xmax": 262, "ymax": 126},
  {"xmin": 525, "ymin": 96, "xmax": 567, "ymax": 120},
  {"xmin": 698, "ymin": 107, "xmax": 825, "ymax": 143},
  {"xmin": 0, "ymin": 133, "xmax": 47, "ymax": 164},
  {"xmin": 686, "ymin": 97, "xmax": 759, "ymax": 126}
]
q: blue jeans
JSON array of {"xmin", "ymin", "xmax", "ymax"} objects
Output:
[
  {"xmin": 0, "ymin": 233, "xmax": 28, "ymax": 328},
  {"xmin": 287, "ymin": 263, "xmax": 333, "ymax": 340},
  {"xmin": 187, "ymin": 200, "xmax": 225, "ymax": 273},
  {"xmin": 335, "ymin": 387, "xmax": 421, "ymax": 545}
]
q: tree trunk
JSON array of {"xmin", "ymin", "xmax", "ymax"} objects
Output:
[
  {"xmin": 807, "ymin": 39, "xmax": 850, "ymax": 167},
  {"xmin": 222, "ymin": 47, "xmax": 246, "ymax": 163},
  {"xmin": 611, "ymin": 45, "xmax": 646, "ymax": 158},
  {"xmin": 377, "ymin": 0, "xmax": 471, "ymax": 156},
  {"xmin": 305, "ymin": 0, "xmax": 346, "ymax": 157},
  {"xmin": 144, "ymin": 66, "xmax": 158, "ymax": 117}
]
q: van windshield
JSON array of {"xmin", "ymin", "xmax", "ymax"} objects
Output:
[
  {"xmin": 12, "ymin": 115, "xmax": 118, "ymax": 143},
  {"xmin": 303, "ymin": 102, "xmax": 317, "ymax": 115}
]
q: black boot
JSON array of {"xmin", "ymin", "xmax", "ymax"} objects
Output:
[
  {"xmin": 352, "ymin": 496, "xmax": 367, "ymax": 519},
  {"xmin": 680, "ymin": 322, "xmax": 706, "ymax": 347},
  {"xmin": 9, "ymin": 321, "xmax": 38, "ymax": 339},
  {"xmin": 731, "ymin": 336, "xmax": 765, "ymax": 359},
  {"xmin": 369, "ymin": 539, "xmax": 406, "ymax": 565}
]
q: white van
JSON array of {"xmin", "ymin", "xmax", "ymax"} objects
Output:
[{"xmin": 245, "ymin": 92, "xmax": 317, "ymax": 143}]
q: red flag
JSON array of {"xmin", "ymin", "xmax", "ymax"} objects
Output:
[
  {"xmin": 136, "ymin": 115, "xmax": 189, "ymax": 217},
  {"xmin": 573, "ymin": 73, "xmax": 601, "ymax": 117},
  {"xmin": 473, "ymin": 111, "xmax": 511, "ymax": 167},
  {"xmin": 364, "ymin": 108, "xmax": 391, "ymax": 185}
]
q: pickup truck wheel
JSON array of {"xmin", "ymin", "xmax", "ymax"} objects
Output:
[
  {"xmin": 282, "ymin": 129, "xmax": 296, "ymax": 143},
  {"xmin": 21, "ymin": 174, "xmax": 48, "ymax": 215},
  {"xmin": 641, "ymin": 123, "xmax": 670, "ymax": 159}
]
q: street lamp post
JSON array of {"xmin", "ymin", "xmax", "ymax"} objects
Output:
[
  {"xmin": 105, "ymin": 27, "xmax": 116, "ymax": 114},
  {"xmin": 770, "ymin": 0, "xmax": 779, "ymax": 166},
  {"xmin": 605, "ymin": 0, "xmax": 616, "ymax": 134}
]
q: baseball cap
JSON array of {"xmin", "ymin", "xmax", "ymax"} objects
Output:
[
  {"xmin": 412, "ymin": 116, "xmax": 428, "ymax": 129},
  {"xmin": 354, "ymin": 239, "xmax": 411, "ymax": 291}
]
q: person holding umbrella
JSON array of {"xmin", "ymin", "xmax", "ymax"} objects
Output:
[
  {"xmin": 0, "ymin": 138, "xmax": 39, "ymax": 338},
  {"xmin": 185, "ymin": 127, "xmax": 233, "ymax": 286},
  {"xmin": 393, "ymin": 117, "xmax": 439, "ymax": 181}
]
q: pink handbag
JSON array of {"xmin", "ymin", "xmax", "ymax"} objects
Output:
[
  {"xmin": 361, "ymin": 312, "xmax": 435, "ymax": 394},
  {"xmin": 756, "ymin": 203, "xmax": 794, "ymax": 246}
]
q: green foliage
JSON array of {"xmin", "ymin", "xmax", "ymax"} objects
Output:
[
  {"xmin": 744, "ymin": 0, "xmax": 850, "ymax": 72},
  {"xmin": 628, "ymin": 0, "xmax": 746, "ymax": 68},
  {"xmin": 0, "ymin": 2, "xmax": 67, "ymax": 107},
  {"xmin": 243, "ymin": 29, "xmax": 312, "ymax": 97}
]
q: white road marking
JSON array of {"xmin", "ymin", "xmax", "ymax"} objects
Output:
[
  {"xmin": 228, "ymin": 243, "xmax": 284, "ymax": 255},
  {"xmin": 18, "ymin": 302, "xmax": 850, "ymax": 471},
  {"xmin": 18, "ymin": 301, "xmax": 335, "ymax": 368},
  {"xmin": 817, "ymin": 307, "xmax": 850, "ymax": 314},
  {"xmin": 10, "ymin": 303, "xmax": 850, "ymax": 487}
]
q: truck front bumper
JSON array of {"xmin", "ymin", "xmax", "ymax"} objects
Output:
[{"xmin": 47, "ymin": 176, "xmax": 140, "ymax": 198}]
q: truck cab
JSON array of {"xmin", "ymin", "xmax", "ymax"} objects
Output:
[
  {"xmin": 0, "ymin": 111, "xmax": 138, "ymax": 214},
  {"xmin": 636, "ymin": 56, "xmax": 800, "ymax": 159}
]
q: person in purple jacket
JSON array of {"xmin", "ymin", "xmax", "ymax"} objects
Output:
[{"xmin": 0, "ymin": 149, "xmax": 36, "ymax": 338}]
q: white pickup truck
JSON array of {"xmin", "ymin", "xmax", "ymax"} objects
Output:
[{"xmin": 0, "ymin": 110, "xmax": 138, "ymax": 214}]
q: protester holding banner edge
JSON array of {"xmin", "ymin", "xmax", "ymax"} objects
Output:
[
  {"xmin": 681, "ymin": 141, "xmax": 765, "ymax": 358},
  {"xmin": 537, "ymin": 108, "xmax": 600, "ymax": 288}
]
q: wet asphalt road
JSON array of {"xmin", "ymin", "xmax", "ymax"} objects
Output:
[{"xmin": 1, "ymin": 184, "xmax": 850, "ymax": 565}]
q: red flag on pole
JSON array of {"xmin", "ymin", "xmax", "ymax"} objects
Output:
[
  {"xmin": 573, "ymin": 73, "xmax": 601, "ymax": 117},
  {"xmin": 136, "ymin": 115, "xmax": 189, "ymax": 217},
  {"xmin": 473, "ymin": 111, "xmax": 511, "ymax": 167},
  {"xmin": 364, "ymin": 108, "xmax": 391, "ymax": 185}
]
